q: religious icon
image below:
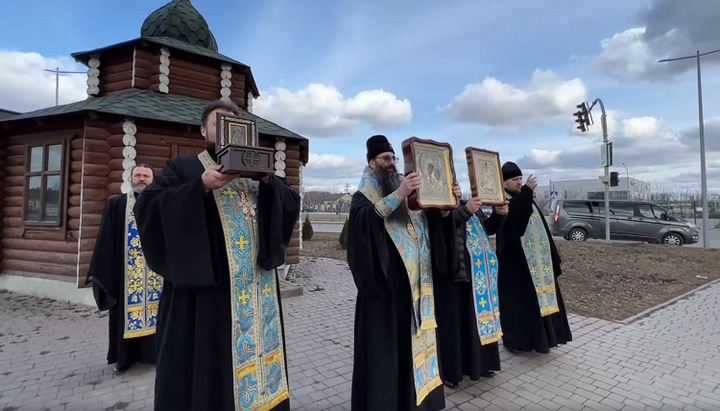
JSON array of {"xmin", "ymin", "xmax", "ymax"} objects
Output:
[
  {"xmin": 402, "ymin": 137, "xmax": 459, "ymax": 210},
  {"xmin": 465, "ymin": 147, "xmax": 506, "ymax": 205},
  {"xmin": 215, "ymin": 113, "xmax": 274, "ymax": 178}
]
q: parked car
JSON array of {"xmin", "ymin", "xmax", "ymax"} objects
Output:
[{"xmin": 550, "ymin": 199, "xmax": 699, "ymax": 246}]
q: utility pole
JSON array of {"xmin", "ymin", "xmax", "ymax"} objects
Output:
[
  {"xmin": 574, "ymin": 98, "xmax": 611, "ymax": 242},
  {"xmin": 43, "ymin": 67, "xmax": 86, "ymax": 106},
  {"xmin": 658, "ymin": 48, "xmax": 720, "ymax": 249},
  {"xmin": 344, "ymin": 183, "xmax": 351, "ymax": 194}
]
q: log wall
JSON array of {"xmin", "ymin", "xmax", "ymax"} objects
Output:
[
  {"xmin": 0, "ymin": 139, "xmax": 6, "ymax": 268},
  {"xmin": 99, "ymin": 54, "xmax": 134, "ymax": 96},
  {"xmin": 131, "ymin": 47, "xmax": 154, "ymax": 91},
  {"xmin": 147, "ymin": 53, "xmax": 224, "ymax": 101},
  {"xmin": 2, "ymin": 129, "xmax": 80, "ymax": 279},
  {"xmin": 230, "ymin": 73, "xmax": 246, "ymax": 110}
]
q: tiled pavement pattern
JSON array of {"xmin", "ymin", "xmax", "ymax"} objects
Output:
[{"xmin": 1, "ymin": 257, "xmax": 719, "ymax": 411}]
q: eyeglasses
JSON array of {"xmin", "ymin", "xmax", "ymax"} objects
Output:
[{"xmin": 376, "ymin": 155, "xmax": 399, "ymax": 163}]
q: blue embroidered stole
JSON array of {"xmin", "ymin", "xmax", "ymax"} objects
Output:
[
  {"xmin": 520, "ymin": 204, "xmax": 560, "ymax": 317},
  {"xmin": 198, "ymin": 151, "xmax": 289, "ymax": 411},
  {"xmin": 464, "ymin": 214, "xmax": 502, "ymax": 345},
  {"xmin": 123, "ymin": 192, "xmax": 162, "ymax": 339},
  {"xmin": 357, "ymin": 166, "xmax": 442, "ymax": 405}
]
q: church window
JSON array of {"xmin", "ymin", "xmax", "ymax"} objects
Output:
[{"xmin": 23, "ymin": 142, "xmax": 67, "ymax": 228}]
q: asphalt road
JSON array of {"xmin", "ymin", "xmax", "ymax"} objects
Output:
[{"xmin": 310, "ymin": 217, "xmax": 720, "ymax": 248}]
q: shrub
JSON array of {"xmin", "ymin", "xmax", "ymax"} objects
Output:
[
  {"xmin": 302, "ymin": 215, "xmax": 314, "ymax": 241},
  {"xmin": 339, "ymin": 218, "xmax": 350, "ymax": 250}
]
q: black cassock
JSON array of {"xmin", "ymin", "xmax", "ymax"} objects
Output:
[
  {"xmin": 496, "ymin": 186, "xmax": 572, "ymax": 353},
  {"xmin": 433, "ymin": 202, "xmax": 505, "ymax": 385},
  {"xmin": 348, "ymin": 192, "xmax": 454, "ymax": 411},
  {"xmin": 134, "ymin": 153, "xmax": 299, "ymax": 411},
  {"xmin": 85, "ymin": 192, "xmax": 156, "ymax": 369}
]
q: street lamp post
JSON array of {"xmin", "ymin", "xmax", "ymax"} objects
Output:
[
  {"xmin": 622, "ymin": 162, "xmax": 629, "ymax": 200},
  {"xmin": 43, "ymin": 67, "xmax": 86, "ymax": 106},
  {"xmin": 658, "ymin": 48, "xmax": 720, "ymax": 249}
]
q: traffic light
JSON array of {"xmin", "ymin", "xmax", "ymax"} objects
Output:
[
  {"xmin": 610, "ymin": 171, "xmax": 619, "ymax": 187},
  {"xmin": 573, "ymin": 102, "xmax": 590, "ymax": 132}
]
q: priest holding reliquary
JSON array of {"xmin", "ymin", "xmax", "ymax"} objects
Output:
[{"xmin": 134, "ymin": 100, "xmax": 300, "ymax": 411}]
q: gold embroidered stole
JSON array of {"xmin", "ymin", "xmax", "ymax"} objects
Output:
[
  {"xmin": 465, "ymin": 214, "xmax": 502, "ymax": 345},
  {"xmin": 520, "ymin": 203, "xmax": 560, "ymax": 317},
  {"xmin": 198, "ymin": 151, "xmax": 289, "ymax": 411},
  {"xmin": 123, "ymin": 192, "xmax": 162, "ymax": 339},
  {"xmin": 357, "ymin": 166, "xmax": 442, "ymax": 405}
]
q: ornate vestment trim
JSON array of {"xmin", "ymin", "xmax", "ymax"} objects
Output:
[
  {"xmin": 357, "ymin": 166, "xmax": 442, "ymax": 405},
  {"xmin": 198, "ymin": 151, "xmax": 290, "ymax": 411},
  {"xmin": 374, "ymin": 191, "xmax": 402, "ymax": 218},
  {"xmin": 123, "ymin": 192, "xmax": 162, "ymax": 339},
  {"xmin": 521, "ymin": 204, "xmax": 560, "ymax": 317},
  {"xmin": 465, "ymin": 215, "xmax": 502, "ymax": 345}
]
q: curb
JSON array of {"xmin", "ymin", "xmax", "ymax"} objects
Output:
[
  {"xmin": 279, "ymin": 280, "xmax": 304, "ymax": 299},
  {"xmin": 617, "ymin": 277, "xmax": 720, "ymax": 325}
]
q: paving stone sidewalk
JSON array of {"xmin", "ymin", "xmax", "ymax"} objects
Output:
[{"xmin": 1, "ymin": 257, "xmax": 719, "ymax": 411}]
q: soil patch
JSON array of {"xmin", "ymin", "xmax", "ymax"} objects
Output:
[{"xmin": 300, "ymin": 232, "xmax": 720, "ymax": 321}]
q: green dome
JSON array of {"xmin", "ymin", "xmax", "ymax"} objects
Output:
[{"xmin": 140, "ymin": 0, "xmax": 218, "ymax": 52}]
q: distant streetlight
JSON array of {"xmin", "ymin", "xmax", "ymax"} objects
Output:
[
  {"xmin": 43, "ymin": 67, "xmax": 86, "ymax": 106},
  {"xmin": 658, "ymin": 48, "xmax": 720, "ymax": 249},
  {"xmin": 621, "ymin": 162, "xmax": 629, "ymax": 199}
]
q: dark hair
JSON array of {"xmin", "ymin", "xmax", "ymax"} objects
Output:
[
  {"xmin": 200, "ymin": 100, "xmax": 241, "ymax": 128},
  {"xmin": 132, "ymin": 163, "xmax": 155, "ymax": 177}
]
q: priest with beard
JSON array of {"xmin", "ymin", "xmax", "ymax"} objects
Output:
[
  {"xmin": 347, "ymin": 135, "xmax": 460, "ymax": 411},
  {"xmin": 85, "ymin": 164, "xmax": 159, "ymax": 375},
  {"xmin": 434, "ymin": 195, "xmax": 508, "ymax": 389},
  {"xmin": 134, "ymin": 100, "xmax": 300, "ymax": 411},
  {"xmin": 496, "ymin": 161, "xmax": 572, "ymax": 354}
]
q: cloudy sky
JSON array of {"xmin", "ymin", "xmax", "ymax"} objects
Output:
[{"xmin": 2, "ymin": 0, "xmax": 720, "ymax": 193}]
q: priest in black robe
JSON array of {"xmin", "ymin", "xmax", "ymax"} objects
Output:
[
  {"xmin": 496, "ymin": 162, "xmax": 572, "ymax": 354},
  {"xmin": 434, "ymin": 196, "xmax": 507, "ymax": 389},
  {"xmin": 134, "ymin": 100, "xmax": 300, "ymax": 411},
  {"xmin": 347, "ymin": 135, "xmax": 460, "ymax": 411},
  {"xmin": 85, "ymin": 164, "xmax": 159, "ymax": 375}
]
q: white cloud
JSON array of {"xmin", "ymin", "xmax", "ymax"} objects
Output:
[
  {"xmin": 592, "ymin": 1, "xmax": 720, "ymax": 82},
  {"xmin": 302, "ymin": 152, "xmax": 367, "ymax": 192},
  {"xmin": 514, "ymin": 113, "xmax": 720, "ymax": 191},
  {"xmin": 440, "ymin": 70, "xmax": 587, "ymax": 133},
  {"xmin": 253, "ymin": 84, "xmax": 412, "ymax": 138},
  {"xmin": 0, "ymin": 50, "xmax": 87, "ymax": 112}
]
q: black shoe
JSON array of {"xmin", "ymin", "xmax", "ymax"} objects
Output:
[
  {"xmin": 481, "ymin": 371, "xmax": 495, "ymax": 378},
  {"xmin": 113, "ymin": 364, "xmax": 129, "ymax": 374},
  {"xmin": 443, "ymin": 380, "xmax": 459, "ymax": 389}
]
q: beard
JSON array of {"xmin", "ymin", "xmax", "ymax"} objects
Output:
[
  {"xmin": 373, "ymin": 164, "xmax": 409, "ymax": 223},
  {"xmin": 132, "ymin": 183, "xmax": 147, "ymax": 194}
]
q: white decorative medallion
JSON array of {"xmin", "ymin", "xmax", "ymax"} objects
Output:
[
  {"xmin": 274, "ymin": 139, "xmax": 287, "ymax": 178},
  {"xmin": 220, "ymin": 63, "xmax": 232, "ymax": 102},
  {"xmin": 86, "ymin": 53, "xmax": 100, "ymax": 97},
  {"xmin": 158, "ymin": 47, "xmax": 170, "ymax": 94},
  {"xmin": 121, "ymin": 118, "xmax": 137, "ymax": 194},
  {"xmin": 247, "ymin": 91, "xmax": 255, "ymax": 113}
]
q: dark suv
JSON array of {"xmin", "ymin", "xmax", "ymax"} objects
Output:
[{"xmin": 550, "ymin": 199, "xmax": 699, "ymax": 246}]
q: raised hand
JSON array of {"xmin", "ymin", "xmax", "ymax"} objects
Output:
[
  {"xmin": 494, "ymin": 203, "xmax": 509, "ymax": 215},
  {"xmin": 452, "ymin": 182, "xmax": 462, "ymax": 199},
  {"xmin": 397, "ymin": 172, "xmax": 421, "ymax": 199},
  {"xmin": 525, "ymin": 174, "xmax": 538, "ymax": 191},
  {"xmin": 202, "ymin": 165, "xmax": 239, "ymax": 191},
  {"xmin": 466, "ymin": 197, "xmax": 483, "ymax": 214}
]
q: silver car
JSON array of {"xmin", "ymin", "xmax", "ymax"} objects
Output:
[{"xmin": 550, "ymin": 199, "xmax": 699, "ymax": 246}]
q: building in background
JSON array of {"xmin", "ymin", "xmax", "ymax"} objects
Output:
[{"xmin": 537, "ymin": 177, "xmax": 652, "ymax": 202}]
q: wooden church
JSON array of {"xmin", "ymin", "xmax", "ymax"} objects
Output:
[{"xmin": 0, "ymin": 0, "xmax": 308, "ymax": 303}]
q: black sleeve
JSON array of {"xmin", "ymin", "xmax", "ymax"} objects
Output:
[
  {"xmin": 480, "ymin": 210, "xmax": 506, "ymax": 236},
  {"xmin": 134, "ymin": 159, "xmax": 219, "ymax": 289},
  {"xmin": 347, "ymin": 192, "xmax": 390, "ymax": 297},
  {"xmin": 501, "ymin": 185, "xmax": 535, "ymax": 240},
  {"xmin": 256, "ymin": 175, "xmax": 301, "ymax": 271},
  {"xmin": 426, "ymin": 209, "xmax": 458, "ymax": 278},
  {"xmin": 84, "ymin": 197, "xmax": 121, "ymax": 311}
]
